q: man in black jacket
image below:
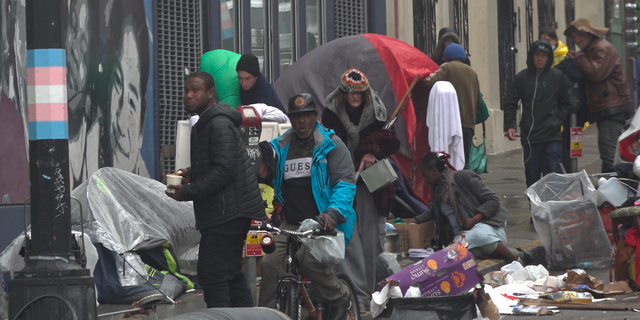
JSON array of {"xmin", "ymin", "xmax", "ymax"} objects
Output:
[
  {"xmin": 166, "ymin": 71, "xmax": 266, "ymax": 308},
  {"xmin": 503, "ymin": 40, "xmax": 571, "ymax": 187}
]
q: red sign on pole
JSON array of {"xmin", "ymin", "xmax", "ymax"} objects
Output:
[{"xmin": 570, "ymin": 127, "xmax": 582, "ymax": 158}]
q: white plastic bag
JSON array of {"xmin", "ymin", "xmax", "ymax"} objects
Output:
[
  {"xmin": 501, "ymin": 261, "xmax": 526, "ymax": 282},
  {"xmin": 523, "ymin": 264, "xmax": 549, "ymax": 281},
  {"xmin": 299, "ymin": 219, "xmax": 346, "ymax": 265}
]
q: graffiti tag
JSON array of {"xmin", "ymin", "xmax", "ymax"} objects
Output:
[{"xmin": 54, "ymin": 168, "xmax": 67, "ymax": 214}]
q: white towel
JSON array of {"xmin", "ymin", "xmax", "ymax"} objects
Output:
[{"xmin": 426, "ymin": 81, "xmax": 465, "ymax": 170}]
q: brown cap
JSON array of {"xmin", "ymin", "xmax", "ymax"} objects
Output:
[{"xmin": 564, "ymin": 18, "xmax": 608, "ymax": 38}]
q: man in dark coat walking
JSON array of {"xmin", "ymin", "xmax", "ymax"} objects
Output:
[{"xmin": 166, "ymin": 71, "xmax": 266, "ymax": 308}]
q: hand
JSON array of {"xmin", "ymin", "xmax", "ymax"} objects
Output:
[
  {"xmin": 270, "ymin": 205, "xmax": 284, "ymax": 225},
  {"xmin": 358, "ymin": 153, "xmax": 376, "ymax": 171},
  {"xmin": 463, "ymin": 213, "xmax": 484, "ymax": 230},
  {"xmin": 566, "ymin": 51, "xmax": 575, "ymax": 59},
  {"xmin": 165, "ymin": 184, "xmax": 185, "ymax": 201},
  {"xmin": 506, "ymin": 128, "xmax": 517, "ymax": 141},
  {"xmin": 176, "ymin": 168, "xmax": 190, "ymax": 184},
  {"xmin": 317, "ymin": 213, "xmax": 336, "ymax": 231},
  {"xmin": 407, "ymin": 218, "xmax": 419, "ymax": 224}
]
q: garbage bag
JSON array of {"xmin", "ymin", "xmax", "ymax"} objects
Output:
[
  {"xmin": 299, "ymin": 219, "xmax": 345, "ymax": 265},
  {"xmin": 526, "ymin": 171, "xmax": 613, "ymax": 269}
]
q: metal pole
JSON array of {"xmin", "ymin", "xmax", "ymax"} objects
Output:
[{"xmin": 570, "ymin": 113, "xmax": 578, "ymax": 173}]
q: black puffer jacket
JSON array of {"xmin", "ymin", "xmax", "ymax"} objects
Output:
[{"xmin": 182, "ymin": 102, "xmax": 266, "ymax": 230}]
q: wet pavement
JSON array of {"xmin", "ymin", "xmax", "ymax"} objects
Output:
[{"xmin": 96, "ymin": 126, "xmax": 637, "ymax": 319}]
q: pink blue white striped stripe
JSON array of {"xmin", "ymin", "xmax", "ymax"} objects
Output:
[{"xmin": 27, "ymin": 49, "xmax": 68, "ymax": 140}]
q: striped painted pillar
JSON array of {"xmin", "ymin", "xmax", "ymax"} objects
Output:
[{"xmin": 26, "ymin": 48, "xmax": 73, "ymax": 258}]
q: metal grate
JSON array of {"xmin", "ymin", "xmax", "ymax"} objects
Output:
[
  {"xmin": 537, "ymin": 0, "xmax": 556, "ymax": 30},
  {"xmin": 564, "ymin": 0, "xmax": 575, "ymax": 51},
  {"xmin": 526, "ymin": 0, "xmax": 534, "ymax": 53},
  {"xmin": 453, "ymin": 0, "xmax": 469, "ymax": 55},
  {"xmin": 498, "ymin": 0, "xmax": 517, "ymax": 111},
  {"xmin": 413, "ymin": 0, "xmax": 437, "ymax": 57},
  {"xmin": 334, "ymin": 0, "xmax": 366, "ymax": 38},
  {"xmin": 157, "ymin": 0, "xmax": 202, "ymax": 176}
]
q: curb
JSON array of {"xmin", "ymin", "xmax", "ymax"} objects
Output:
[{"xmin": 477, "ymin": 239, "xmax": 545, "ymax": 275}]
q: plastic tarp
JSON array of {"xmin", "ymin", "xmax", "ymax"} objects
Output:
[
  {"xmin": 200, "ymin": 49, "xmax": 242, "ymax": 109},
  {"xmin": 526, "ymin": 171, "xmax": 613, "ymax": 269}
]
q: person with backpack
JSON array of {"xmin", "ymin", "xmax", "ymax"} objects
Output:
[{"xmin": 503, "ymin": 40, "xmax": 572, "ymax": 188}]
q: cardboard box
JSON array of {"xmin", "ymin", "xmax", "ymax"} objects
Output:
[
  {"xmin": 387, "ymin": 219, "xmax": 435, "ymax": 249},
  {"xmin": 378, "ymin": 245, "xmax": 482, "ymax": 297}
]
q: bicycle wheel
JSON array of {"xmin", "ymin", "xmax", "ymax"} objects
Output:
[
  {"xmin": 335, "ymin": 272, "xmax": 361, "ymax": 320},
  {"xmin": 277, "ymin": 281, "xmax": 301, "ymax": 320}
]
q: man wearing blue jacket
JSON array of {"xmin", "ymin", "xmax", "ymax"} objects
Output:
[{"xmin": 259, "ymin": 93, "xmax": 356, "ymax": 320}]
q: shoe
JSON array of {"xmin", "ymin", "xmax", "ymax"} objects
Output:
[
  {"xmin": 516, "ymin": 248, "xmax": 533, "ymax": 265},
  {"xmin": 325, "ymin": 300, "xmax": 352, "ymax": 320}
]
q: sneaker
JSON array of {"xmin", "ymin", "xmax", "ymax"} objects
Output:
[{"xmin": 516, "ymin": 248, "xmax": 533, "ymax": 265}]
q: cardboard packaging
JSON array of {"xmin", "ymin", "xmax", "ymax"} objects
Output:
[
  {"xmin": 378, "ymin": 244, "xmax": 482, "ymax": 297},
  {"xmin": 387, "ymin": 219, "xmax": 436, "ymax": 249}
]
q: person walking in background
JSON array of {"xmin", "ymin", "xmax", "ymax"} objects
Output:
[
  {"xmin": 421, "ymin": 43, "xmax": 482, "ymax": 169},
  {"xmin": 503, "ymin": 40, "xmax": 571, "ymax": 188},
  {"xmin": 236, "ymin": 53, "xmax": 285, "ymax": 112},
  {"xmin": 259, "ymin": 93, "xmax": 356, "ymax": 320},
  {"xmin": 322, "ymin": 69, "xmax": 399, "ymax": 312},
  {"xmin": 565, "ymin": 18, "xmax": 633, "ymax": 172},
  {"xmin": 430, "ymin": 27, "xmax": 471, "ymax": 66},
  {"xmin": 539, "ymin": 26, "xmax": 568, "ymax": 67},
  {"xmin": 166, "ymin": 71, "xmax": 266, "ymax": 308}
]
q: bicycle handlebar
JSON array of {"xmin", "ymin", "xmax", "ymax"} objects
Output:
[{"xmin": 249, "ymin": 223, "xmax": 337, "ymax": 237}]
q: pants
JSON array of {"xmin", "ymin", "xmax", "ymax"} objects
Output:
[
  {"xmin": 462, "ymin": 127, "xmax": 475, "ymax": 169},
  {"xmin": 258, "ymin": 221, "xmax": 349, "ymax": 309},
  {"xmin": 335, "ymin": 183, "xmax": 386, "ymax": 305},
  {"xmin": 523, "ymin": 141, "xmax": 563, "ymax": 187},
  {"xmin": 198, "ymin": 233, "xmax": 254, "ymax": 308},
  {"xmin": 597, "ymin": 114, "xmax": 625, "ymax": 172}
]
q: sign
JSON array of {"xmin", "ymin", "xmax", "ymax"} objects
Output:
[
  {"xmin": 246, "ymin": 232, "xmax": 264, "ymax": 256},
  {"xmin": 570, "ymin": 127, "xmax": 583, "ymax": 158}
]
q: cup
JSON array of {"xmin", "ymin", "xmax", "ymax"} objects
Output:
[{"xmin": 166, "ymin": 174, "xmax": 183, "ymax": 194}]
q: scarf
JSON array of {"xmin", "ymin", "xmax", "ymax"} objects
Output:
[
  {"xmin": 435, "ymin": 168, "xmax": 466, "ymax": 227},
  {"xmin": 325, "ymin": 87, "xmax": 387, "ymax": 151}
]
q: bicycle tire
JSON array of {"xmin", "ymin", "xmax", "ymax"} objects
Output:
[
  {"xmin": 335, "ymin": 272, "xmax": 361, "ymax": 320},
  {"xmin": 278, "ymin": 281, "xmax": 301, "ymax": 320}
]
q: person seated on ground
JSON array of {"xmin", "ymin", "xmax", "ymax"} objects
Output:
[
  {"xmin": 236, "ymin": 53, "xmax": 286, "ymax": 112},
  {"xmin": 258, "ymin": 93, "xmax": 356, "ymax": 320},
  {"xmin": 409, "ymin": 152, "xmax": 531, "ymax": 264}
]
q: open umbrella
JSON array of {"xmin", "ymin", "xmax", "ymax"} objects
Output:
[{"xmin": 274, "ymin": 33, "xmax": 438, "ymax": 197}]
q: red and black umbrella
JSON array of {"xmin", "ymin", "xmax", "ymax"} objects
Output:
[{"xmin": 274, "ymin": 33, "xmax": 438, "ymax": 197}]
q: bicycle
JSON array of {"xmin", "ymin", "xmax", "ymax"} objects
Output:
[{"xmin": 252, "ymin": 222, "xmax": 360, "ymax": 320}]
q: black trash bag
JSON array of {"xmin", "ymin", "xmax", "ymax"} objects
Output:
[{"xmin": 376, "ymin": 294, "xmax": 477, "ymax": 320}]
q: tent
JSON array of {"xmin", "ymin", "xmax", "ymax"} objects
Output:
[{"xmin": 273, "ymin": 33, "xmax": 438, "ymax": 198}]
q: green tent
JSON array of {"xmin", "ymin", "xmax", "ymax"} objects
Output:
[{"xmin": 200, "ymin": 50, "xmax": 241, "ymax": 109}]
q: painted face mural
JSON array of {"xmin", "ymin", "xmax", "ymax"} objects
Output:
[{"xmin": 2, "ymin": 0, "xmax": 154, "ymax": 202}]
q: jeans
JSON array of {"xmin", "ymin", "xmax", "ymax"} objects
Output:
[
  {"xmin": 597, "ymin": 113, "xmax": 625, "ymax": 172},
  {"xmin": 198, "ymin": 233, "xmax": 254, "ymax": 308},
  {"xmin": 523, "ymin": 141, "xmax": 563, "ymax": 187}
]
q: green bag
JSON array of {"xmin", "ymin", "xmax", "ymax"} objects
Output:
[
  {"xmin": 468, "ymin": 121, "xmax": 488, "ymax": 174},
  {"xmin": 476, "ymin": 93, "xmax": 490, "ymax": 124}
]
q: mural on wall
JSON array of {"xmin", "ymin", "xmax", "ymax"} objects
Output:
[{"xmin": 1, "ymin": 0, "xmax": 155, "ymax": 204}]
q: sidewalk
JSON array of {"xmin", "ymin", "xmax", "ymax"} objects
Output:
[{"xmin": 476, "ymin": 126, "xmax": 603, "ymax": 274}]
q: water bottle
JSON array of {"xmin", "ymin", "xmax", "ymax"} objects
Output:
[{"xmin": 460, "ymin": 234, "xmax": 468, "ymax": 248}]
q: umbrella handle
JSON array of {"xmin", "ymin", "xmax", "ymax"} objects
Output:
[{"xmin": 385, "ymin": 74, "xmax": 421, "ymax": 129}]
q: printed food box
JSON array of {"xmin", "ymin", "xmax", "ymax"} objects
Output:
[{"xmin": 378, "ymin": 243, "xmax": 482, "ymax": 297}]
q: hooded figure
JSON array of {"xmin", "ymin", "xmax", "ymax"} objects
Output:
[
  {"xmin": 503, "ymin": 40, "xmax": 572, "ymax": 187},
  {"xmin": 431, "ymin": 27, "xmax": 471, "ymax": 66}
]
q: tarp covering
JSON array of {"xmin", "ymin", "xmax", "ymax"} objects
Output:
[
  {"xmin": 274, "ymin": 34, "xmax": 438, "ymax": 197},
  {"xmin": 69, "ymin": 167, "xmax": 200, "ymax": 286}
]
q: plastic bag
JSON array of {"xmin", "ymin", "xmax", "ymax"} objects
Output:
[
  {"xmin": 299, "ymin": 219, "xmax": 345, "ymax": 265},
  {"xmin": 526, "ymin": 171, "xmax": 612, "ymax": 269},
  {"xmin": 523, "ymin": 264, "xmax": 549, "ymax": 281},
  {"xmin": 501, "ymin": 261, "xmax": 526, "ymax": 282}
]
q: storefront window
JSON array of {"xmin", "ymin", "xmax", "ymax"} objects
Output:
[
  {"xmin": 221, "ymin": 0, "xmax": 236, "ymax": 52},
  {"xmin": 306, "ymin": 0, "xmax": 321, "ymax": 52},
  {"xmin": 279, "ymin": 0, "xmax": 293, "ymax": 74},
  {"xmin": 251, "ymin": 0, "xmax": 266, "ymax": 72}
]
